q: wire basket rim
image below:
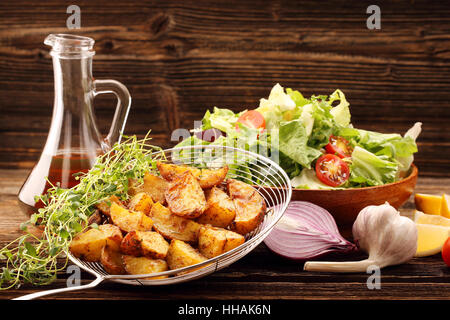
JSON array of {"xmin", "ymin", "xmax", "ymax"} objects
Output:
[{"xmin": 68, "ymin": 144, "xmax": 292, "ymax": 284}]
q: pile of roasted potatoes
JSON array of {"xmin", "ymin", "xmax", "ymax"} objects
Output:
[{"xmin": 69, "ymin": 162, "xmax": 267, "ymax": 279}]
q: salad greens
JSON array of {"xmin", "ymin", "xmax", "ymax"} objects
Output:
[
  {"xmin": 274, "ymin": 119, "xmax": 322, "ymax": 169},
  {"xmin": 176, "ymin": 84, "xmax": 421, "ymax": 189},
  {"xmin": 349, "ymin": 146, "xmax": 398, "ymax": 187},
  {"xmin": 202, "ymin": 107, "xmax": 246, "ymax": 133}
]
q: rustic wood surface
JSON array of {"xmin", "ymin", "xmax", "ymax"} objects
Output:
[
  {"xmin": 0, "ymin": 0, "xmax": 449, "ymax": 176},
  {"xmin": 0, "ymin": 169, "xmax": 448, "ymax": 300}
]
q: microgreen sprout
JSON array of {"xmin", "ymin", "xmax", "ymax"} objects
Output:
[{"xmin": 0, "ymin": 133, "xmax": 163, "ymax": 289}]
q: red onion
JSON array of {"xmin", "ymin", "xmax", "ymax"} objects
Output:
[
  {"xmin": 195, "ymin": 128, "xmax": 224, "ymax": 142},
  {"xmin": 264, "ymin": 201, "xmax": 356, "ymax": 260}
]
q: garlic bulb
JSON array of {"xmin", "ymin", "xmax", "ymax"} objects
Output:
[{"xmin": 304, "ymin": 202, "xmax": 418, "ymax": 273}]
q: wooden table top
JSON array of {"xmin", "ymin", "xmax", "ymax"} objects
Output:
[{"xmin": 1, "ymin": 169, "xmax": 449, "ymax": 301}]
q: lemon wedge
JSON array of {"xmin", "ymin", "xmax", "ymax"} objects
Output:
[
  {"xmin": 414, "ymin": 210, "xmax": 450, "ymax": 227},
  {"xmin": 414, "ymin": 223, "xmax": 450, "ymax": 257},
  {"xmin": 440, "ymin": 194, "xmax": 450, "ymax": 219},
  {"xmin": 414, "ymin": 193, "xmax": 442, "ymax": 215}
]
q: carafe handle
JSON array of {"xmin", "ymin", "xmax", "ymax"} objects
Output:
[{"xmin": 93, "ymin": 79, "xmax": 131, "ymax": 149}]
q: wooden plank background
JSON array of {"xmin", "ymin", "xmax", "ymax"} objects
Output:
[{"xmin": 0, "ymin": 0, "xmax": 449, "ymax": 176}]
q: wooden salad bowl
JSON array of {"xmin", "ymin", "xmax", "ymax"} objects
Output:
[{"xmin": 289, "ymin": 164, "xmax": 419, "ymax": 238}]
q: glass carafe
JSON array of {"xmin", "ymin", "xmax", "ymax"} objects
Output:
[{"xmin": 18, "ymin": 34, "xmax": 131, "ymax": 214}]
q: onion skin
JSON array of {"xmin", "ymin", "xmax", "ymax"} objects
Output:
[
  {"xmin": 267, "ymin": 246, "xmax": 356, "ymax": 262},
  {"xmin": 264, "ymin": 201, "xmax": 356, "ymax": 261}
]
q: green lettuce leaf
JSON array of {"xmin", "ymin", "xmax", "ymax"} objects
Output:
[
  {"xmin": 349, "ymin": 146, "xmax": 398, "ymax": 186},
  {"xmin": 338, "ymin": 127, "xmax": 418, "ymax": 173},
  {"xmin": 291, "ymin": 168, "xmax": 343, "ymax": 190},
  {"xmin": 397, "ymin": 122, "xmax": 422, "ymax": 172},
  {"xmin": 277, "ymin": 151, "xmax": 303, "ymax": 179},
  {"xmin": 274, "ymin": 119, "xmax": 322, "ymax": 168},
  {"xmin": 286, "ymin": 88, "xmax": 310, "ymax": 107},
  {"xmin": 202, "ymin": 107, "xmax": 244, "ymax": 134},
  {"xmin": 256, "ymin": 83, "xmax": 298, "ymax": 130},
  {"xmin": 306, "ymin": 97, "xmax": 336, "ymax": 149},
  {"xmin": 329, "ymin": 89, "xmax": 351, "ymax": 127}
]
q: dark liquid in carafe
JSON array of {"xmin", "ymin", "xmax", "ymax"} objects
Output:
[{"xmin": 18, "ymin": 151, "xmax": 96, "ymax": 214}]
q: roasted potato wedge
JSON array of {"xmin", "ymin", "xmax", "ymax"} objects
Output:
[
  {"xmin": 119, "ymin": 231, "xmax": 142, "ymax": 256},
  {"xmin": 198, "ymin": 226, "xmax": 245, "ymax": 259},
  {"xmin": 165, "ymin": 171, "xmax": 206, "ymax": 218},
  {"xmin": 96, "ymin": 195, "xmax": 123, "ymax": 217},
  {"xmin": 196, "ymin": 186, "xmax": 236, "ymax": 228},
  {"xmin": 149, "ymin": 202, "xmax": 201, "ymax": 243},
  {"xmin": 98, "ymin": 224, "xmax": 123, "ymax": 252},
  {"xmin": 69, "ymin": 228, "xmax": 108, "ymax": 262},
  {"xmin": 120, "ymin": 230, "xmax": 169, "ymax": 259},
  {"xmin": 227, "ymin": 178, "xmax": 257, "ymax": 200},
  {"xmin": 69, "ymin": 224, "xmax": 123, "ymax": 262},
  {"xmin": 128, "ymin": 192, "xmax": 153, "ymax": 215},
  {"xmin": 227, "ymin": 179, "xmax": 266, "ymax": 235},
  {"xmin": 100, "ymin": 244, "xmax": 126, "ymax": 275},
  {"xmin": 122, "ymin": 255, "xmax": 168, "ymax": 280},
  {"xmin": 166, "ymin": 239, "xmax": 207, "ymax": 272},
  {"xmin": 110, "ymin": 202, "xmax": 153, "ymax": 233},
  {"xmin": 198, "ymin": 166, "xmax": 228, "ymax": 189},
  {"xmin": 142, "ymin": 172, "xmax": 169, "ymax": 204},
  {"xmin": 231, "ymin": 196, "xmax": 266, "ymax": 235},
  {"xmin": 71, "ymin": 162, "xmax": 269, "ymax": 275},
  {"xmin": 157, "ymin": 161, "xmax": 228, "ymax": 189},
  {"xmin": 139, "ymin": 231, "xmax": 170, "ymax": 259},
  {"xmin": 157, "ymin": 161, "xmax": 201, "ymax": 181}
]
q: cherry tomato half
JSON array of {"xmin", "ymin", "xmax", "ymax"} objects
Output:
[
  {"xmin": 315, "ymin": 154, "xmax": 350, "ymax": 187},
  {"xmin": 235, "ymin": 110, "xmax": 266, "ymax": 131},
  {"xmin": 442, "ymin": 237, "xmax": 450, "ymax": 267},
  {"xmin": 325, "ymin": 135, "xmax": 353, "ymax": 158}
]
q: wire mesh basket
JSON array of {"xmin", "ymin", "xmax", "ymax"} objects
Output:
[{"xmin": 15, "ymin": 145, "xmax": 292, "ymax": 299}]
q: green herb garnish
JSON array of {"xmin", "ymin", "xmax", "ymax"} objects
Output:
[{"xmin": 0, "ymin": 133, "xmax": 163, "ymax": 289}]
